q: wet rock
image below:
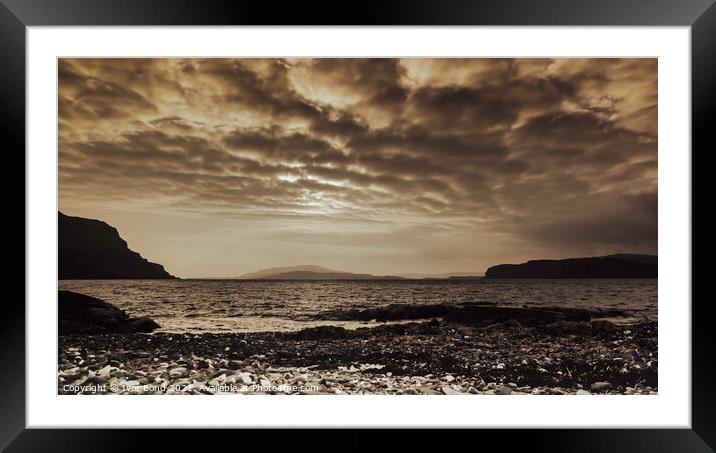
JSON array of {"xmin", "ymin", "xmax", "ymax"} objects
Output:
[
  {"xmin": 539, "ymin": 321, "xmax": 591, "ymax": 336},
  {"xmin": 127, "ymin": 317, "xmax": 161, "ymax": 333},
  {"xmin": 444, "ymin": 305, "xmax": 591, "ymax": 327},
  {"xmin": 58, "ymin": 290, "xmax": 160, "ymax": 335},
  {"xmin": 590, "ymin": 320, "xmax": 617, "ymax": 333},
  {"xmin": 315, "ymin": 303, "xmax": 450, "ymax": 322},
  {"xmin": 503, "ymin": 319, "xmax": 524, "ymax": 329},
  {"xmin": 285, "ymin": 326, "xmax": 351, "ymax": 340}
]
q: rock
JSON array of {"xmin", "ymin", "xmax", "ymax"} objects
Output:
[
  {"xmin": 238, "ymin": 373, "xmax": 253, "ymax": 385},
  {"xmin": 576, "ymin": 389, "xmax": 592, "ymax": 395},
  {"xmin": 444, "ymin": 374, "xmax": 455, "ymax": 382},
  {"xmin": 123, "ymin": 380, "xmax": 141, "ymax": 388},
  {"xmin": 314, "ymin": 303, "xmax": 450, "ymax": 322},
  {"xmin": 169, "ymin": 367, "xmax": 189, "ymax": 378},
  {"xmin": 590, "ymin": 320, "xmax": 617, "ymax": 333},
  {"xmin": 444, "ymin": 305, "xmax": 591, "ymax": 327},
  {"xmin": 97, "ymin": 365, "xmax": 113, "ymax": 377},
  {"xmin": 58, "ymin": 290, "xmax": 161, "ymax": 335},
  {"xmin": 127, "ymin": 317, "xmax": 161, "ymax": 333},
  {"xmin": 441, "ymin": 386, "xmax": 463, "ymax": 395},
  {"xmin": 285, "ymin": 325, "xmax": 351, "ymax": 340},
  {"xmin": 314, "ymin": 301, "xmax": 595, "ymax": 327},
  {"xmin": 496, "ymin": 385, "xmax": 512, "ymax": 395},
  {"xmin": 503, "ymin": 319, "xmax": 524, "ymax": 329},
  {"xmin": 539, "ymin": 321, "xmax": 591, "ymax": 336},
  {"xmin": 291, "ymin": 374, "xmax": 309, "ymax": 384},
  {"xmin": 59, "ymin": 212, "xmax": 175, "ymax": 279},
  {"xmin": 590, "ymin": 381, "xmax": 613, "ymax": 392},
  {"xmin": 228, "ymin": 360, "xmax": 244, "ymax": 370},
  {"xmin": 195, "ymin": 359, "xmax": 210, "ymax": 369}
]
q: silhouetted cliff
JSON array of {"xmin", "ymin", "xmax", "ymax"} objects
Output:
[
  {"xmin": 59, "ymin": 212, "xmax": 175, "ymax": 279},
  {"xmin": 485, "ymin": 254, "xmax": 657, "ymax": 279}
]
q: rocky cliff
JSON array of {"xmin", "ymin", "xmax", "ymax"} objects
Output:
[{"xmin": 59, "ymin": 212, "xmax": 175, "ymax": 279}]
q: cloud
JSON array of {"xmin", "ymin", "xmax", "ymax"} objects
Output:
[{"xmin": 58, "ymin": 58, "xmax": 657, "ymax": 275}]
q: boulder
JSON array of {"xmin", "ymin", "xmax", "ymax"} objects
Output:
[
  {"xmin": 127, "ymin": 317, "xmax": 162, "ymax": 333},
  {"xmin": 58, "ymin": 290, "xmax": 161, "ymax": 335}
]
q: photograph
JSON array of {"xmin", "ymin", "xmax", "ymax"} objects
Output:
[{"xmin": 57, "ymin": 57, "xmax": 658, "ymax": 396}]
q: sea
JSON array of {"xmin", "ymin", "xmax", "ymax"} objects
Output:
[{"xmin": 58, "ymin": 279, "xmax": 657, "ymax": 333}]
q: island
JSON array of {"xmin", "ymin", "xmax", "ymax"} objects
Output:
[
  {"xmin": 237, "ymin": 265, "xmax": 403, "ymax": 280},
  {"xmin": 484, "ymin": 254, "xmax": 657, "ymax": 279}
]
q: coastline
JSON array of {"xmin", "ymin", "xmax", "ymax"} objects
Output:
[{"xmin": 59, "ymin": 319, "xmax": 657, "ymax": 395}]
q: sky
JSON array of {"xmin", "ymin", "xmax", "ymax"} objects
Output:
[{"xmin": 58, "ymin": 58, "xmax": 657, "ymax": 278}]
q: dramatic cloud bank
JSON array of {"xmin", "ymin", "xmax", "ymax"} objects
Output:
[{"xmin": 59, "ymin": 58, "xmax": 657, "ymax": 277}]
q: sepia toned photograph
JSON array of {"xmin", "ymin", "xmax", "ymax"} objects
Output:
[{"xmin": 57, "ymin": 57, "xmax": 657, "ymax": 396}]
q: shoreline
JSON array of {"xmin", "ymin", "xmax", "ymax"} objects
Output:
[{"xmin": 59, "ymin": 319, "xmax": 657, "ymax": 395}]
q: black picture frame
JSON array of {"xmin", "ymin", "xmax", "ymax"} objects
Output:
[{"xmin": 1, "ymin": 0, "xmax": 713, "ymax": 450}]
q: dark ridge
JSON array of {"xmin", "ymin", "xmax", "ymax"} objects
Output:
[
  {"xmin": 59, "ymin": 212, "xmax": 176, "ymax": 279},
  {"xmin": 255, "ymin": 270, "xmax": 404, "ymax": 280},
  {"xmin": 484, "ymin": 255, "xmax": 657, "ymax": 279},
  {"xmin": 312, "ymin": 301, "xmax": 627, "ymax": 326}
]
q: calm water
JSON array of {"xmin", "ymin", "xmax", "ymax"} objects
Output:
[{"xmin": 59, "ymin": 279, "xmax": 657, "ymax": 333}]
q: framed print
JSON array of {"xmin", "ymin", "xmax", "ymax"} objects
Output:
[{"xmin": 2, "ymin": 0, "xmax": 714, "ymax": 449}]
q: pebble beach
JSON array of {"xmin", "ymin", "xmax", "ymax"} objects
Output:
[{"xmin": 58, "ymin": 319, "xmax": 657, "ymax": 395}]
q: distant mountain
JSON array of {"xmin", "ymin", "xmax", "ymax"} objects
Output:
[
  {"xmin": 239, "ymin": 265, "xmax": 344, "ymax": 279},
  {"xmin": 59, "ymin": 212, "xmax": 175, "ymax": 279},
  {"xmin": 485, "ymin": 254, "xmax": 657, "ymax": 279},
  {"xmin": 239, "ymin": 265, "xmax": 403, "ymax": 280},
  {"xmin": 399, "ymin": 271, "xmax": 483, "ymax": 279}
]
